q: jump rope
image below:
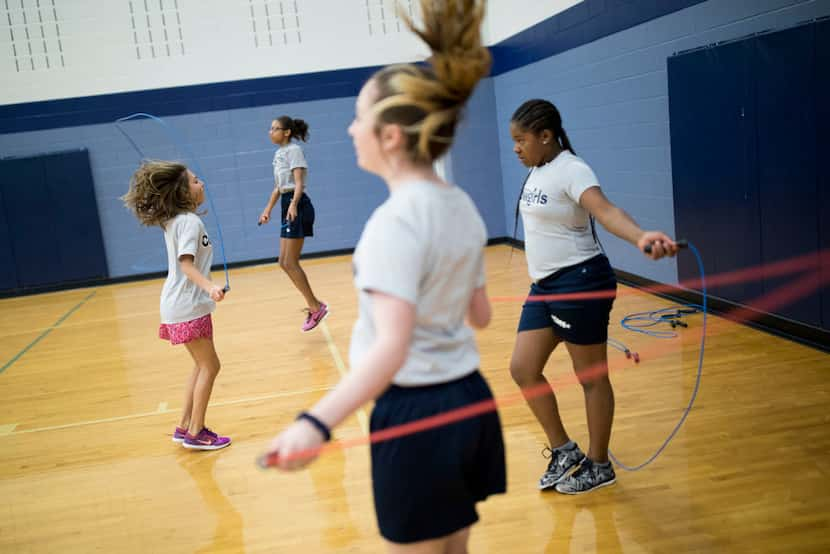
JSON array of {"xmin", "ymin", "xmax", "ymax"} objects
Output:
[
  {"xmin": 610, "ymin": 240, "xmax": 706, "ymax": 471},
  {"xmin": 115, "ymin": 112, "xmax": 231, "ymax": 292},
  {"xmin": 113, "ymin": 114, "xmax": 792, "ymax": 473},
  {"xmin": 114, "ymin": 113, "xmax": 715, "ymax": 472},
  {"xmin": 106, "ymin": 89, "xmax": 828, "ymax": 486},
  {"xmin": 257, "ymin": 173, "xmax": 712, "ymax": 470},
  {"xmin": 506, "ymin": 166, "xmax": 708, "ymax": 472}
]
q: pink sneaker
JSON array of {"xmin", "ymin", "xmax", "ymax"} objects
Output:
[
  {"xmin": 172, "ymin": 426, "xmax": 187, "ymax": 443},
  {"xmin": 302, "ymin": 302, "xmax": 329, "ymax": 332},
  {"xmin": 183, "ymin": 427, "xmax": 231, "ymax": 451}
]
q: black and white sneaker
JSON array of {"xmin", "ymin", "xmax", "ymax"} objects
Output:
[
  {"xmin": 539, "ymin": 443, "xmax": 585, "ymax": 490},
  {"xmin": 554, "ymin": 458, "xmax": 616, "ymax": 494}
]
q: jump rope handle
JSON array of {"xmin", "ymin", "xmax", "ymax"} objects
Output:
[
  {"xmin": 256, "ymin": 221, "xmax": 290, "ymax": 228},
  {"xmin": 222, "ymin": 285, "xmax": 230, "ymax": 293},
  {"xmin": 256, "ymin": 451, "xmax": 280, "ymax": 469},
  {"xmin": 644, "ymin": 238, "xmax": 688, "ymax": 254}
]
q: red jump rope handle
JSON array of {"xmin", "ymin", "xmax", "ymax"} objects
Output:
[{"xmin": 256, "ymin": 452, "xmax": 280, "ymax": 468}]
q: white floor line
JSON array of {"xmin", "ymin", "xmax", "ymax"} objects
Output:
[
  {"xmin": 320, "ymin": 319, "xmax": 369, "ymax": 435},
  {"xmin": 9, "ymin": 385, "xmax": 334, "ymax": 435}
]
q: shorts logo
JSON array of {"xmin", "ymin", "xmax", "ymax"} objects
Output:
[{"xmin": 551, "ymin": 314, "xmax": 572, "ymax": 329}]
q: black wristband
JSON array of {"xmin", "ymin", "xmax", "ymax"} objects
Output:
[{"xmin": 296, "ymin": 411, "xmax": 332, "ymax": 442}]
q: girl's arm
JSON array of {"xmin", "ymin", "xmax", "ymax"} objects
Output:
[
  {"xmin": 292, "ymin": 167, "xmax": 307, "ymax": 200},
  {"xmin": 310, "ymin": 291, "xmax": 412, "ymax": 426},
  {"xmin": 466, "ymin": 285, "xmax": 491, "ymax": 329},
  {"xmin": 579, "ymin": 187, "xmax": 678, "ymax": 259},
  {"xmin": 267, "ymin": 290, "xmax": 414, "ymax": 469},
  {"xmin": 286, "ymin": 167, "xmax": 307, "ymax": 222},
  {"xmin": 179, "ymin": 255, "xmax": 225, "ymax": 301}
]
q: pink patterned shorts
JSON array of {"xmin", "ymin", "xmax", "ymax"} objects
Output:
[{"xmin": 159, "ymin": 314, "xmax": 213, "ymax": 345}]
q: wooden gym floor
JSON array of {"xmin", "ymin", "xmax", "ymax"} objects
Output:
[{"xmin": 1, "ymin": 245, "xmax": 828, "ymax": 553}]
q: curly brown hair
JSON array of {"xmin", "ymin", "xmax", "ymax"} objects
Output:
[
  {"xmin": 122, "ymin": 160, "xmax": 196, "ymax": 227},
  {"xmin": 369, "ymin": 0, "xmax": 491, "ymax": 163}
]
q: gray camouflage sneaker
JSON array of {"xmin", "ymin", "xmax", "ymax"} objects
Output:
[
  {"xmin": 539, "ymin": 443, "xmax": 585, "ymax": 490},
  {"xmin": 554, "ymin": 458, "xmax": 616, "ymax": 494}
]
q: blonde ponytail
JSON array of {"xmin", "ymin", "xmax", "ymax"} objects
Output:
[{"xmin": 371, "ymin": 0, "xmax": 491, "ymax": 163}]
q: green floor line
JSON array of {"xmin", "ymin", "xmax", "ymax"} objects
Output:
[{"xmin": 0, "ymin": 290, "xmax": 97, "ymax": 375}]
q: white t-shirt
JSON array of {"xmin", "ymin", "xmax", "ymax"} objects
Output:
[
  {"xmin": 519, "ymin": 151, "xmax": 602, "ymax": 281},
  {"xmin": 349, "ymin": 181, "xmax": 487, "ymax": 387},
  {"xmin": 159, "ymin": 212, "xmax": 215, "ymax": 324},
  {"xmin": 272, "ymin": 142, "xmax": 308, "ymax": 193}
]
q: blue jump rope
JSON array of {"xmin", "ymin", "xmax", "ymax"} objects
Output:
[
  {"xmin": 117, "ymin": 118, "xmax": 707, "ymax": 470},
  {"xmin": 607, "ymin": 240, "xmax": 707, "ymax": 471},
  {"xmin": 115, "ymin": 113, "xmax": 231, "ymax": 292}
]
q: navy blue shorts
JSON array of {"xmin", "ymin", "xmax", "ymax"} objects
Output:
[
  {"xmin": 517, "ymin": 254, "xmax": 617, "ymax": 344},
  {"xmin": 370, "ymin": 371, "xmax": 506, "ymax": 544},
  {"xmin": 279, "ymin": 191, "xmax": 314, "ymax": 238}
]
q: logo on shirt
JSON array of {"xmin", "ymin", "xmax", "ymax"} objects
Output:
[
  {"xmin": 201, "ymin": 234, "xmax": 211, "ymax": 247},
  {"xmin": 521, "ymin": 187, "xmax": 548, "ymax": 206},
  {"xmin": 551, "ymin": 314, "xmax": 572, "ymax": 329}
]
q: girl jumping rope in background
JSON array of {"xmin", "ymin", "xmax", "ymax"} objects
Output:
[
  {"xmin": 259, "ymin": 116, "xmax": 329, "ymax": 332},
  {"xmin": 508, "ymin": 99, "xmax": 677, "ymax": 494},
  {"xmin": 264, "ymin": 1, "xmax": 506, "ymax": 552},
  {"xmin": 123, "ymin": 161, "xmax": 231, "ymax": 451}
]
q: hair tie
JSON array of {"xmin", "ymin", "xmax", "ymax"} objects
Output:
[{"xmin": 296, "ymin": 411, "xmax": 332, "ymax": 442}]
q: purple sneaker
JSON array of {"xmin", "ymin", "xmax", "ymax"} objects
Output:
[
  {"xmin": 302, "ymin": 302, "xmax": 329, "ymax": 332},
  {"xmin": 183, "ymin": 427, "xmax": 231, "ymax": 451},
  {"xmin": 172, "ymin": 426, "xmax": 187, "ymax": 443}
]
